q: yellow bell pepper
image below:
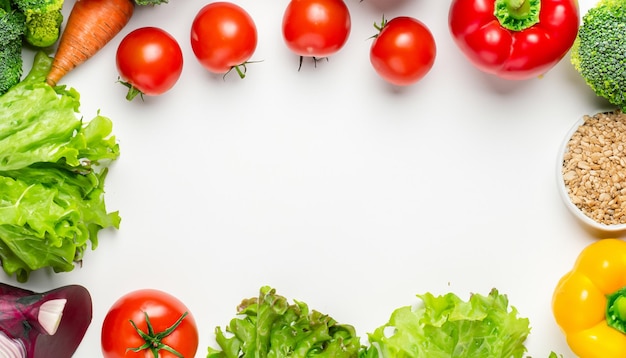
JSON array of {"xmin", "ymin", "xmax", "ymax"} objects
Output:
[{"xmin": 553, "ymin": 239, "xmax": 626, "ymax": 358}]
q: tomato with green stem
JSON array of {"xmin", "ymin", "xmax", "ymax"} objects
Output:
[
  {"xmin": 370, "ymin": 16, "xmax": 436, "ymax": 86},
  {"xmin": 190, "ymin": 2, "xmax": 258, "ymax": 78},
  {"xmin": 281, "ymin": 0, "xmax": 351, "ymax": 67},
  {"xmin": 116, "ymin": 27, "xmax": 183, "ymax": 101},
  {"xmin": 101, "ymin": 289, "xmax": 199, "ymax": 358}
]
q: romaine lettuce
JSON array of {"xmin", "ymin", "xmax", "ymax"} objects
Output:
[
  {"xmin": 366, "ymin": 288, "xmax": 531, "ymax": 358},
  {"xmin": 0, "ymin": 51, "xmax": 120, "ymax": 282}
]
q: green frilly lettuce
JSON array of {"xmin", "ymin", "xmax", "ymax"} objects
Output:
[
  {"xmin": 207, "ymin": 286, "xmax": 363, "ymax": 358},
  {"xmin": 209, "ymin": 287, "xmax": 563, "ymax": 358},
  {"xmin": 0, "ymin": 51, "xmax": 120, "ymax": 282},
  {"xmin": 365, "ymin": 288, "xmax": 531, "ymax": 358}
]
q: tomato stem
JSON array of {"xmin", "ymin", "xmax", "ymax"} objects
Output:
[
  {"xmin": 127, "ymin": 311, "xmax": 189, "ymax": 358},
  {"xmin": 233, "ymin": 65, "xmax": 247, "ymax": 79},
  {"xmin": 117, "ymin": 77, "xmax": 144, "ymax": 102},
  {"xmin": 494, "ymin": 0, "xmax": 541, "ymax": 31},
  {"xmin": 372, "ymin": 14, "xmax": 388, "ymax": 36},
  {"xmin": 606, "ymin": 287, "xmax": 626, "ymax": 333},
  {"xmin": 223, "ymin": 60, "xmax": 263, "ymax": 80},
  {"xmin": 297, "ymin": 56, "xmax": 327, "ymax": 71}
]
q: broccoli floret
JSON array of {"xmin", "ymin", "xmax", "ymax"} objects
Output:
[
  {"xmin": 23, "ymin": 9, "xmax": 61, "ymax": 47},
  {"xmin": 0, "ymin": 1, "xmax": 25, "ymax": 95},
  {"xmin": 0, "ymin": 40, "xmax": 24, "ymax": 95},
  {"xmin": 571, "ymin": 0, "xmax": 626, "ymax": 110},
  {"xmin": 11, "ymin": 0, "xmax": 63, "ymax": 48},
  {"xmin": 0, "ymin": 0, "xmax": 24, "ymax": 45}
]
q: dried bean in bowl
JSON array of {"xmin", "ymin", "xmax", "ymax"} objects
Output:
[{"xmin": 560, "ymin": 110, "xmax": 626, "ymax": 231}]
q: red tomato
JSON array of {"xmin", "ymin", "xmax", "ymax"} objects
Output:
[
  {"xmin": 190, "ymin": 2, "xmax": 258, "ymax": 76},
  {"xmin": 282, "ymin": 0, "xmax": 351, "ymax": 58},
  {"xmin": 116, "ymin": 27, "xmax": 183, "ymax": 101},
  {"xmin": 370, "ymin": 17, "xmax": 436, "ymax": 86},
  {"xmin": 101, "ymin": 289, "xmax": 199, "ymax": 358}
]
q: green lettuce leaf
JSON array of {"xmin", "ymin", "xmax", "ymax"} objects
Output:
[
  {"xmin": 207, "ymin": 286, "xmax": 363, "ymax": 358},
  {"xmin": 0, "ymin": 51, "xmax": 120, "ymax": 282},
  {"xmin": 366, "ymin": 288, "xmax": 531, "ymax": 358}
]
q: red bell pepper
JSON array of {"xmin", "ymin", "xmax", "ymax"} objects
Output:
[{"xmin": 448, "ymin": 0, "xmax": 579, "ymax": 80}]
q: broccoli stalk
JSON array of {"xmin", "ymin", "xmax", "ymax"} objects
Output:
[
  {"xmin": 11, "ymin": 0, "xmax": 63, "ymax": 48},
  {"xmin": 571, "ymin": 0, "xmax": 626, "ymax": 110},
  {"xmin": 0, "ymin": 0, "xmax": 25, "ymax": 95}
]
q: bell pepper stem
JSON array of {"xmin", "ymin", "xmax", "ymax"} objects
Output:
[
  {"xmin": 506, "ymin": 0, "xmax": 529, "ymax": 15},
  {"xmin": 616, "ymin": 297, "xmax": 626, "ymax": 321},
  {"xmin": 494, "ymin": 0, "xmax": 541, "ymax": 31},
  {"xmin": 607, "ymin": 287, "xmax": 626, "ymax": 333}
]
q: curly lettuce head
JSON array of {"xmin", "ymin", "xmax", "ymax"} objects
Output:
[
  {"xmin": 366, "ymin": 289, "xmax": 531, "ymax": 358},
  {"xmin": 0, "ymin": 52, "xmax": 120, "ymax": 282}
]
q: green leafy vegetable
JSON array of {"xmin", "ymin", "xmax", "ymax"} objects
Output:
[
  {"xmin": 0, "ymin": 51, "xmax": 120, "ymax": 282},
  {"xmin": 0, "ymin": 0, "xmax": 26, "ymax": 95},
  {"xmin": 12, "ymin": 0, "xmax": 64, "ymax": 48},
  {"xmin": 366, "ymin": 288, "xmax": 531, "ymax": 358},
  {"xmin": 207, "ymin": 286, "xmax": 363, "ymax": 358},
  {"xmin": 571, "ymin": 0, "xmax": 626, "ymax": 110}
]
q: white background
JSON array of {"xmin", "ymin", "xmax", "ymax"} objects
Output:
[{"xmin": 7, "ymin": 0, "xmax": 612, "ymax": 356}]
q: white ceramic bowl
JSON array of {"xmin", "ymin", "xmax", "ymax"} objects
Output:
[{"xmin": 557, "ymin": 114, "xmax": 626, "ymax": 234}]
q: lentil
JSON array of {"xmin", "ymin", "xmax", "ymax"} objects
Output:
[{"xmin": 563, "ymin": 110, "xmax": 626, "ymax": 225}]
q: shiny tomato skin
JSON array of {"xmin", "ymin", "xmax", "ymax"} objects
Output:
[
  {"xmin": 190, "ymin": 2, "xmax": 258, "ymax": 74},
  {"xmin": 370, "ymin": 17, "xmax": 436, "ymax": 86},
  {"xmin": 116, "ymin": 27, "xmax": 183, "ymax": 96},
  {"xmin": 282, "ymin": 0, "xmax": 351, "ymax": 58},
  {"xmin": 101, "ymin": 289, "xmax": 199, "ymax": 358}
]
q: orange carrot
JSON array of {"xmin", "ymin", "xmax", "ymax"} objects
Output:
[{"xmin": 45, "ymin": 0, "xmax": 135, "ymax": 86}]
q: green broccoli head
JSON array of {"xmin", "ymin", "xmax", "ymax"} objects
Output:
[
  {"xmin": 11, "ymin": 0, "xmax": 63, "ymax": 13},
  {"xmin": 0, "ymin": 5, "xmax": 25, "ymax": 94},
  {"xmin": 12, "ymin": 0, "xmax": 63, "ymax": 48},
  {"xmin": 0, "ymin": 6, "xmax": 25, "ymax": 46},
  {"xmin": 571, "ymin": 0, "xmax": 626, "ymax": 110},
  {"xmin": 23, "ymin": 9, "xmax": 62, "ymax": 47},
  {"xmin": 0, "ymin": 37, "xmax": 24, "ymax": 95}
]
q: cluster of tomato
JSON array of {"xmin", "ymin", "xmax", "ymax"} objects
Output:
[{"xmin": 115, "ymin": 0, "xmax": 438, "ymax": 100}]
